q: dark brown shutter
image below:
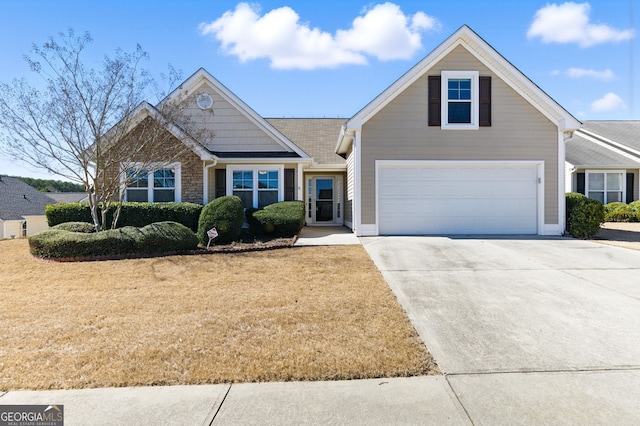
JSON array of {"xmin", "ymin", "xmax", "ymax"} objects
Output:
[
  {"xmin": 479, "ymin": 76, "xmax": 491, "ymax": 127},
  {"xmin": 576, "ymin": 173, "xmax": 585, "ymax": 194},
  {"xmin": 215, "ymin": 169, "xmax": 226, "ymax": 199},
  {"xmin": 284, "ymin": 168, "xmax": 295, "ymax": 201},
  {"xmin": 428, "ymin": 75, "xmax": 441, "ymax": 126},
  {"xmin": 626, "ymin": 173, "xmax": 635, "ymax": 203}
]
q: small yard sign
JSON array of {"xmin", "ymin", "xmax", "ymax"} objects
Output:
[{"xmin": 206, "ymin": 227, "xmax": 218, "ymax": 249}]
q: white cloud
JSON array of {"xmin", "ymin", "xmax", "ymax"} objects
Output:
[
  {"xmin": 562, "ymin": 67, "xmax": 616, "ymax": 80},
  {"xmin": 590, "ymin": 92, "xmax": 627, "ymax": 112},
  {"xmin": 199, "ymin": 2, "xmax": 440, "ymax": 70},
  {"xmin": 527, "ymin": 2, "xmax": 634, "ymax": 47}
]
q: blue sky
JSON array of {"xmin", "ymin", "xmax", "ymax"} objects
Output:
[{"xmin": 0, "ymin": 0, "xmax": 637, "ymax": 179}]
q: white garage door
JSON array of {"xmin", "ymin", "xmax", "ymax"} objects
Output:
[{"xmin": 378, "ymin": 162, "xmax": 539, "ymax": 235}]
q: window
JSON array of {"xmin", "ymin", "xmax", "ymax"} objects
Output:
[
  {"xmin": 586, "ymin": 171, "xmax": 624, "ymax": 204},
  {"xmin": 429, "ymin": 72, "xmax": 490, "ymax": 128},
  {"xmin": 123, "ymin": 163, "xmax": 180, "ymax": 202},
  {"xmin": 232, "ymin": 170, "xmax": 254, "ymax": 208},
  {"xmin": 258, "ymin": 170, "xmax": 278, "ymax": 208},
  {"xmin": 442, "ymin": 71, "xmax": 479, "ymax": 129},
  {"xmin": 228, "ymin": 166, "xmax": 283, "ymax": 208}
]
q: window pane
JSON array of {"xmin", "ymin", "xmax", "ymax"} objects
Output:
[
  {"xmin": 588, "ymin": 191, "xmax": 605, "ymax": 203},
  {"xmin": 606, "ymin": 173, "xmax": 622, "ymax": 191},
  {"xmin": 233, "ymin": 170, "xmax": 253, "ymax": 189},
  {"xmin": 588, "ymin": 173, "xmax": 604, "ymax": 190},
  {"xmin": 127, "ymin": 189, "xmax": 148, "ymax": 202},
  {"xmin": 448, "ymin": 102, "xmax": 471, "ymax": 123},
  {"xmin": 233, "ymin": 190, "xmax": 253, "ymax": 208},
  {"xmin": 154, "ymin": 189, "xmax": 175, "ymax": 202},
  {"xmin": 258, "ymin": 190, "xmax": 278, "ymax": 208},
  {"xmin": 154, "ymin": 169, "xmax": 175, "ymax": 188},
  {"xmin": 448, "ymin": 79, "xmax": 471, "ymax": 101},
  {"xmin": 606, "ymin": 192, "xmax": 622, "ymax": 204},
  {"xmin": 258, "ymin": 170, "xmax": 278, "ymax": 189},
  {"xmin": 127, "ymin": 169, "xmax": 148, "ymax": 188}
]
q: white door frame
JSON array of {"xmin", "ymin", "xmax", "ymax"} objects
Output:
[{"xmin": 306, "ymin": 175, "xmax": 344, "ymax": 226}]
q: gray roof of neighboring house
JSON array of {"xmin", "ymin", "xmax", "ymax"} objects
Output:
[
  {"xmin": 266, "ymin": 118, "xmax": 347, "ymax": 165},
  {"xmin": 0, "ymin": 176, "xmax": 56, "ymax": 220},
  {"xmin": 566, "ymin": 121, "xmax": 640, "ymax": 167},
  {"xmin": 46, "ymin": 192, "xmax": 89, "ymax": 203}
]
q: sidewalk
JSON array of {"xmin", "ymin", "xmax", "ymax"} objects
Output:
[
  {"xmin": 1, "ymin": 377, "xmax": 469, "ymax": 425},
  {"xmin": 294, "ymin": 226, "xmax": 360, "ymax": 246}
]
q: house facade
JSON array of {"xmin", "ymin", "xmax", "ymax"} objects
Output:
[
  {"xmin": 114, "ymin": 25, "xmax": 582, "ymax": 236},
  {"xmin": 566, "ymin": 121, "xmax": 640, "ymax": 204},
  {"xmin": 337, "ymin": 25, "xmax": 580, "ymax": 236},
  {"xmin": 115, "ymin": 69, "xmax": 348, "ymax": 227}
]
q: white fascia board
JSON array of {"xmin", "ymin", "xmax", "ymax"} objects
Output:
[
  {"xmin": 164, "ymin": 69, "xmax": 310, "ymax": 159},
  {"xmin": 217, "ymin": 158, "xmax": 312, "ymax": 165},
  {"xmin": 304, "ymin": 164, "xmax": 347, "ymax": 172}
]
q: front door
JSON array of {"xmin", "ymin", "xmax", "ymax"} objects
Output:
[{"xmin": 307, "ymin": 176, "xmax": 343, "ymax": 226}]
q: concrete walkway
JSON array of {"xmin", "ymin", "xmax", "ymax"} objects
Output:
[
  {"xmin": 3, "ymin": 234, "xmax": 640, "ymax": 424},
  {"xmin": 294, "ymin": 226, "xmax": 360, "ymax": 246}
]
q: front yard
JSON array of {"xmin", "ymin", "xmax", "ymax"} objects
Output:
[{"xmin": 0, "ymin": 239, "xmax": 438, "ymax": 390}]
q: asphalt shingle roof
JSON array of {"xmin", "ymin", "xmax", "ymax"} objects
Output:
[
  {"xmin": 566, "ymin": 121, "xmax": 640, "ymax": 167},
  {"xmin": 0, "ymin": 176, "xmax": 56, "ymax": 220},
  {"xmin": 266, "ymin": 118, "xmax": 346, "ymax": 165}
]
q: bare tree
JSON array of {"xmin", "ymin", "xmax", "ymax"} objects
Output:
[{"xmin": 0, "ymin": 29, "xmax": 209, "ymax": 230}]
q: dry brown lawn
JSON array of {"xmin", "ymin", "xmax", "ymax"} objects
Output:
[{"xmin": 0, "ymin": 239, "xmax": 438, "ymax": 391}]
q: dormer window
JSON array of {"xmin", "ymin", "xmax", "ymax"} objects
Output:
[{"xmin": 428, "ymin": 72, "xmax": 491, "ymax": 129}]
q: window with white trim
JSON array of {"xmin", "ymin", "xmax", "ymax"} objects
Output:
[
  {"xmin": 586, "ymin": 171, "xmax": 624, "ymax": 204},
  {"xmin": 228, "ymin": 166, "xmax": 283, "ymax": 209},
  {"xmin": 441, "ymin": 71, "xmax": 479, "ymax": 129},
  {"xmin": 124, "ymin": 163, "xmax": 180, "ymax": 202}
]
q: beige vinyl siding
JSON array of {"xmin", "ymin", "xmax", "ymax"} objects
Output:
[
  {"xmin": 181, "ymin": 84, "xmax": 289, "ymax": 153},
  {"xmin": 345, "ymin": 146, "xmax": 355, "ymax": 226},
  {"xmin": 360, "ymin": 45, "xmax": 559, "ymax": 225}
]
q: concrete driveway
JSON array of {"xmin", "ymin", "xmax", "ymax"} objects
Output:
[{"xmin": 362, "ymin": 235, "xmax": 640, "ymax": 424}]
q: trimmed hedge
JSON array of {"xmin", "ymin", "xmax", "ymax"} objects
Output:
[
  {"xmin": 565, "ymin": 192, "xmax": 604, "ymax": 238},
  {"xmin": 248, "ymin": 201, "xmax": 305, "ymax": 237},
  {"xmin": 197, "ymin": 196, "xmax": 244, "ymax": 245},
  {"xmin": 605, "ymin": 203, "xmax": 637, "ymax": 222},
  {"xmin": 46, "ymin": 202, "xmax": 203, "ymax": 232},
  {"xmin": 52, "ymin": 222, "xmax": 96, "ymax": 233},
  {"xmin": 29, "ymin": 221, "xmax": 198, "ymax": 259}
]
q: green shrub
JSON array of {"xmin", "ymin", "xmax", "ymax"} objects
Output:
[
  {"xmin": 604, "ymin": 202, "xmax": 627, "ymax": 214},
  {"xmin": 197, "ymin": 196, "xmax": 244, "ymax": 245},
  {"xmin": 604, "ymin": 204, "xmax": 636, "ymax": 222},
  {"xmin": 29, "ymin": 221, "xmax": 198, "ymax": 259},
  {"xmin": 52, "ymin": 222, "xmax": 96, "ymax": 233},
  {"xmin": 566, "ymin": 193, "xmax": 604, "ymax": 238},
  {"xmin": 629, "ymin": 200, "xmax": 640, "ymax": 215},
  {"xmin": 251, "ymin": 201, "xmax": 305, "ymax": 237},
  {"xmin": 46, "ymin": 202, "xmax": 202, "ymax": 231}
]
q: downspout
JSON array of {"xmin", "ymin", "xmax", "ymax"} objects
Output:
[{"xmin": 203, "ymin": 159, "xmax": 218, "ymax": 205}]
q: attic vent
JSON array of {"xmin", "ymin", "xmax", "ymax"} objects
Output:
[{"xmin": 196, "ymin": 93, "xmax": 213, "ymax": 110}]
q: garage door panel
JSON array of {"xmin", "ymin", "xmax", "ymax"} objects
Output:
[{"xmin": 378, "ymin": 163, "xmax": 538, "ymax": 235}]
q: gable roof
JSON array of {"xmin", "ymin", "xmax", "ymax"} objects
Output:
[
  {"xmin": 0, "ymin": 176, "xmax": 56, "ymax": 220},
  {"xmin": 566, "ymin": 120, "xmax": 640, "ymax": 167},
  {"xmin": 163, "ymin": 68, "xmax": 310, "ymax": 159},
  {"xmin": 337, "ymin": 25, "xmax": 581, "ymax": 153},
  {"xmin": 266, "ymin": 118, "xmax": 346, "ymax": 166}
]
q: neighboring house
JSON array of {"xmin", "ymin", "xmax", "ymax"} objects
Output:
[
  {"xmin": 0, "ymin": 175, "xmax": 55, "ymax": 238},
  {"xmin": 110, "ymin": 25, "xmax": 581, "ymax": 236},
  {"xmin": 566, "ymin": 121, "xmax": 640, "ymax": 204}
]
